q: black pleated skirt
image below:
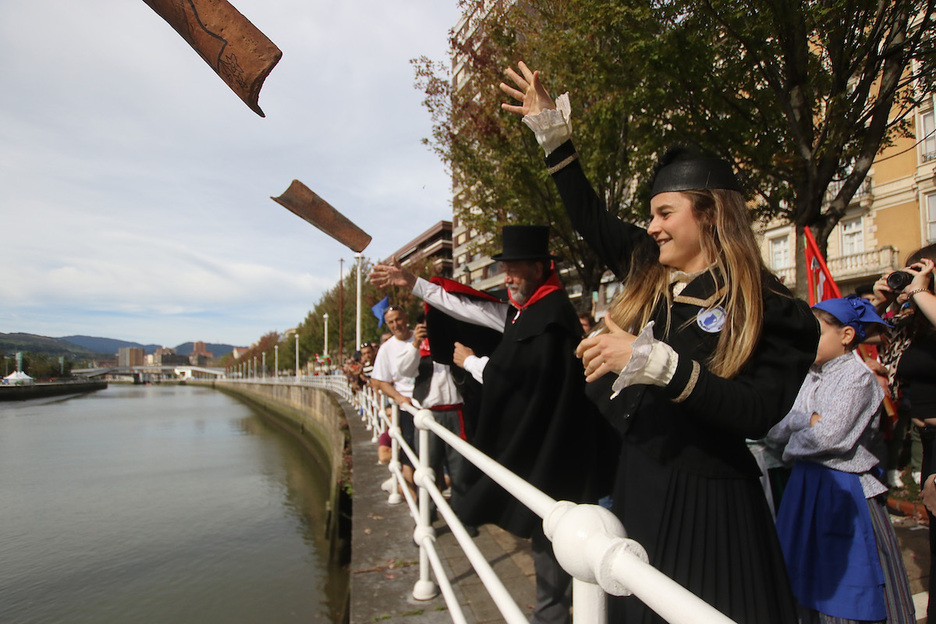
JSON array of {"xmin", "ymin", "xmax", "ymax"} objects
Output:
[{"xmin": 609, "ymin": 441, "xmax": 798, "ymax": 624}]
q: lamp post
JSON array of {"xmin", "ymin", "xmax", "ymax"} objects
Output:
[
  {"xmin": 355, "ymin": 252, "xmax": 363, "ymax": 348},
  {"xmin": 274, "ymin": 345, "xmax": 278, "ymax": 382},
  {"xmin": 323, "ymin": 313, "xmax": 329, "ymax": 361},
  {"xmin": 262, "ymin": 352, "xmax": 266, "ymax": 379},
  {"xmin": 338, "ymin": 258, "xmax": 344, "ymax": 363},
  {"xmin": 295, "ymin": 333, "xmax": 300, "ymax": 380}
]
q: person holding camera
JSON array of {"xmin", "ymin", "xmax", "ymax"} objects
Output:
[{"xmin": 873, "ymin": 245, "xmax": 936, "ymax": 620}]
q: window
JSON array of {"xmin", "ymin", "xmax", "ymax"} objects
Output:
[
  {"xmin": 928, "ymin": 193, "xmax": 936, "ymax": 243},
  {"xmin": 922, "ymin": 109, "xmax": 936, "ymax": 163},
  {"xmin": 768, "ymin": 235, "xmax": 791, "ymax": 270},
  {"xmin": 840, "ymin": 218, "xmax": 864, "ymax": 256}
]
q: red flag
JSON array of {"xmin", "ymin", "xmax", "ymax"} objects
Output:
[{"xmin": 803, "ymin": 226, "xmax": 841, "ymax": 304}]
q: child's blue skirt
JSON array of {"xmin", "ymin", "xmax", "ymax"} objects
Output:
[{"xmin": 775, "ymin": 461, "xmax": 885, "ymax": 621}]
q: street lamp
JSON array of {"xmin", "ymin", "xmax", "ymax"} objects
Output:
[
  {"xmin": 295, "ymin": 333, "xmax": 300, "ymax": 380},
  {"xmin": 262, "ymin": 352, "xmax": 266, "ymax": 379},
  {"xmin": 355, "ymin": 252, "xmax": 363, "ymax": 348},
  {"xmin": 323, "ymin": 313, "xmax": 329, "ymax": 360},
  {"xmin": 274, "ymin": 345, "xmax": 278, "ymax": 382}
]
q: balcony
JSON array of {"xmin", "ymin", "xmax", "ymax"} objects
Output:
[
  {"xmin": 773, "ymin": 245, "xmax": 899, "ymax": 288},
  {"xmin": 824, "ymin": 176, "xmax": 872, "ymax": 204}
]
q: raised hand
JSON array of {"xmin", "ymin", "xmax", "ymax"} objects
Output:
[
  {"xmin": 575, "ymin": 314, "xmax": 637, "ymax": 383},
  {"xmin": 499, "ymin": 60, "xmax": 556, "ymax": 116},
  {"xmin": 906, "ymin": 257, "xmax": 935, "ymax": 293},
  {"xmin": 369, "ymin": 257, "xmax": 417, "ymax": 290}
]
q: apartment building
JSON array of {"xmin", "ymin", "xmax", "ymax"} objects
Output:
[
  {"xmin": 760, "ymin": 93, "xmax": 936, "ymax": 293},
  {"xmin": 387, "ymin": 220, "xmax": 454, "ymax": 279}
]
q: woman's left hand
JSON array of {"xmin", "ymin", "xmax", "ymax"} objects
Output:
[
  {"xmin": 576, "ymin": 314, "xmax": 637, "ymax": 382},
  {"xmin": 905, "ymin": 257, "xmax": 935, "ymax": 294}
]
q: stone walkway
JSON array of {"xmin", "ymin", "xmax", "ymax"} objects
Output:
[
  {"xmin": 345, "ymin": 399, "xmax": 932, "ymax": 623},
  {"xmin": 346, "ymin": 402, "xmax": 535, "ymax": 624}
]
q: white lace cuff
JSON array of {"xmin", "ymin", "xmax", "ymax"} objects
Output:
[
  {"xmin": 521, "ymin": 92, "xmax": 572, "ymax": 156},
  {"xmin": 610, "ymin": 322, "xmax": 679, "ymax": 398}
]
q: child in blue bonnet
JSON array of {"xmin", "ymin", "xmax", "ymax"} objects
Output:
[{"xmin": 766, "ymin": 295, "xmax": 914, "ymax": 624}]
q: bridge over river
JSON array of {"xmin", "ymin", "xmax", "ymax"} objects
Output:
[{"xmin": 73, "ymin": 365, "xmax": 226, "ymax": 382}]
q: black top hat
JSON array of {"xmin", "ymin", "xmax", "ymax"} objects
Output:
[{"xmin": 492, "ymin": 225, "xmax": 554, "ymax": 262}]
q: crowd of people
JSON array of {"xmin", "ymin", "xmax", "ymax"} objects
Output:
[{"xmin": 356, "ymin": 60, "xmax": 936, "ymax": 624}]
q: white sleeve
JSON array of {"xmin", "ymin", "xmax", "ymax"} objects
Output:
[
  {"xmin": 370, "ymin": 347, "xmax": 393, "ymax": 383},
  {"xmin": 463, "ymin": 355, "xmax": 488, "ymax": 384},
  {"xmin": 521, "ymin": 93, "xmax": 572, "ymax": 156},
  {"xmin": 609, "ymin": 322, "xmax": 678, "ymax": 398},
  {"xmin": 412, "ymin": 278, "xmax": 507, "ymax": 333},
  {"xmin": 396, "ymin": 343, "xmax": 421, "ymax": 378}
]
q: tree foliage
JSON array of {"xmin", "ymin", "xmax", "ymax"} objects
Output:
[
  {"xmin": 416, "ymin": 0, "xmax": 936, "ymax": 295},
  {"xmin": 657, "ymin": 0, "xmax": 935, "ymax": 287},
  {"xmin": 3, "ymin": 352, "xmax": 73, "ymax": 379},
  {"xmin": 228, "ymin": 257, "xmax": 429, "ymax": 375}
]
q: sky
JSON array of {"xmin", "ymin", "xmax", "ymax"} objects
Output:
[{"xmin": 0, "ymin": 0, "xmax": 459, "ymax": 348}]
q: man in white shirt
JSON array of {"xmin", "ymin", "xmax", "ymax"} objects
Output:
[
  {"xmin": 397, "ymin": 315, "xmax": 467, "ymax": 503},
  {"xmin": 370, "ymin": 305, "xmax": 417, "ymax": 499}
]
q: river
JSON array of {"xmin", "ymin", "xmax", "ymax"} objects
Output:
[{"xmin": 0, "ymin": 383, "xmax": 344, "ymax": 623}]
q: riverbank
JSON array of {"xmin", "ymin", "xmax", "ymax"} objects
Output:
[{"xmin": 0, "ymin": 379, "xmax": 107, "ymax": 401}]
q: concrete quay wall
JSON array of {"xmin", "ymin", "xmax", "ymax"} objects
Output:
[{"xmin": 0, "ymin": 380, "xmax": 107, "ymax": 401}]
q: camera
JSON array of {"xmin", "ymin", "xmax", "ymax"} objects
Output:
[{"xmin": 886, "ymin": 270, "xmax": 914, "ymax": 291}]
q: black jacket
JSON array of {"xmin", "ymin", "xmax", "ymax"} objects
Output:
[
  {"xmin": 451, "ymin": 288, "xmax": 616, "ymax": 538},
  {"xmin": 547, "ymin": 139, "xmax": 819, "ymax": 479}
]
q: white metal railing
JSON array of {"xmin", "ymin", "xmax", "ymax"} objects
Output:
[{"xmin": 226, "ymin": 374, "xmax": 737, "ymax": 624}]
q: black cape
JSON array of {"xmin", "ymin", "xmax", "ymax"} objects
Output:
[{"xmin": 449, "ymin": 288, "xmax": 617, "ymax": 538}]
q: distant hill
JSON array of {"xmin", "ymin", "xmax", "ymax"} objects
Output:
[
  {"xmin": 59, "ymin": 336, "xmax": 240, "ymax": 358},
  {"xmin": 0, "ymin": 333, "xmax": 99, "ymax": 357},
  {"xmin": 2, "ymin": 334, "xmax": 242, "ymax": 359},
  {"xmin": 58, "ymin": 335, "xmax": 161, "ymax": 355}
]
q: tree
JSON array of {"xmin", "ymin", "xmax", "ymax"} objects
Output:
[
  {"xmin": 416, "ymin": 0, "xmax": 936, "ymax": 296},
  {"xmin": 656, "ymin": 0, "xmax": 935, "ymax": 291},
  {"xmin": 414, "ymin": 0, "xmax": 671, "ymax": 299}
]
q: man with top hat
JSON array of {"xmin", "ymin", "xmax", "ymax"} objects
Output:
[{"xmin": 371, "ymin": 224, "xmax": 614, "ymax": 624}]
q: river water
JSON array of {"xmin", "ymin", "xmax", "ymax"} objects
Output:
[{"xmin": 0, "ymin": 384, "xmax": 343, "ymax": 623}]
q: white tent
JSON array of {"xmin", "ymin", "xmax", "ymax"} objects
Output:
[{"xmin": 3, "ymin": 371, "xmax": 34, "ymax": 385}]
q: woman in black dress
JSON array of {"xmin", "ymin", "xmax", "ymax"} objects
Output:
[
  {"xmin": 876, "ymin": 247, "xmax": 936, "ymax": 621},
  {"xmin": 501, "ymin": 62, "xmax": 819, "ymax": 624}
]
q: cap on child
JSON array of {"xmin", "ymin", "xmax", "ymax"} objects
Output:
[{"xmin": 812, "ymin": 294, "xmax": 890, "ymax": 342}]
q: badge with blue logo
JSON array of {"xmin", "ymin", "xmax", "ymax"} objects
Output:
[{"xmin": 697, "ymin": 306, "xmax": 726, "ymax": 333}]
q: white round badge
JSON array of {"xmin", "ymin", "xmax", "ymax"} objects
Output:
[{"xmin": 697, "ymin": 306, "xmax": 726, "ymax": 333}]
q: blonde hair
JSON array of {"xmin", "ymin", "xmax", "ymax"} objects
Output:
[{"xmin": 608, "ymin": 189, "xmax": 767, "ymax": 378}]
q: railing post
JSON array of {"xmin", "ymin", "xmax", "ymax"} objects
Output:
[
  {"xmin": 412, "ymin": 408, "xmax": 439, "ymax": 601},
  {"xmin": 572, "ymin": 579, "xmax": 607, "ymax": 623},
  {"xmin": 387, "ymin": 399, "xmax": 402, "ymax": 506}
]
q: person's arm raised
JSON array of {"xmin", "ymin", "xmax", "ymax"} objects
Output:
[{"xmin": 370, "ymin": 257, "xmax": 417, "ymax": 290}]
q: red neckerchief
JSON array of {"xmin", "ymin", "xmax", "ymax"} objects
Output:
[{"xmin": 507, "ymin": 265, "xmax": 562, "ymax": 317}]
